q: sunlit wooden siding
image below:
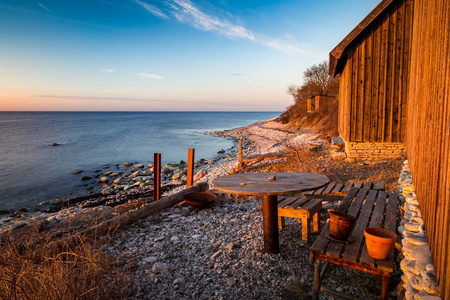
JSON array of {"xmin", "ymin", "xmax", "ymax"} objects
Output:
[
  {"xmin": 337, "ymin": 0, "xmax": 413, "ymax": 143},
  {"xmin": 407, "ymin": 0, "xmax": 450, "ymax": 297}
]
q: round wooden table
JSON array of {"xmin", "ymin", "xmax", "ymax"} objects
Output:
[{"xmin": 212, "ymin": 172, "xmax": 330, "ymax": 254}]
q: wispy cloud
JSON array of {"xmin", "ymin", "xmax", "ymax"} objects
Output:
[
  {"xmin": 0, "ymin": 2, "xmax": 117, "ymax": 30},
  {"xmin": 38, "ymin": 3, "xmax": 58, "ymax": 16},
  {"xmin": 228, "ymin": 73, "xmax": 245, "ymax": 76},
  {"xmin": 133, "ymin": 0, "xmax": 316, "ymax": 56},
  {"xmin": 101, "ymin": 68, "xmax": 117, "ymax": 73},
  {"xmin": 138, "ymin": 73, "xmax": 164, "ymax": 79},
  {"xmin": 135, "ymin": 0, "xmax": 169, "ymax": 19},
  {"xmin": 168, "ymin": 0, "xmax": 255, "ymax": 40},
  {"xmin": 260, "ymin": 38, "xmax": 309, "ymax": 55}
]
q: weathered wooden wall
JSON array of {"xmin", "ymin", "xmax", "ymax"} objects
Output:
[
  {"xmin": 407, "ymin": 0, "xmax": 450, "ymax": 297},
  {"xmin": 338, "ymin": 0, "xmax": 413, "ymax": 143}
]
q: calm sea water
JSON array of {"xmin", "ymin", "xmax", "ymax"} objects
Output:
[{"xmin": 0, "ymin": 111, "xmax": 279, "ymax": 210}]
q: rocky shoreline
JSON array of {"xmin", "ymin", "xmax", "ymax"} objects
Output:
[{"xmin": 0, "ymin": 120, "xmax": 265, "ymax": 234}]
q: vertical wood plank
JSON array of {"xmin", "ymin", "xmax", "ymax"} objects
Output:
[
  {"xmin": 363, "ymin": 32, "xmax": 373, "ymax": 141},
  {"xmin": 385, "ymin": 9, "xmax": 396, "ymax": 142},
  {"xmin": 357, "ymin": 40, "xmax": 366, "ymax": 141},
  {"xmin": 379, "ymin": 18, "xmax": 389, "ymax": 142},
  {"xmin": 351, "ymin": 46, "xmax": 359, "ymax": 142},
  {"xmin": 392, "ymin": 2, "xmax": 404, "ymax": 142},
  {"xmin": 370, "ymin": 24, "xmax": 381, "ymax": 142}
]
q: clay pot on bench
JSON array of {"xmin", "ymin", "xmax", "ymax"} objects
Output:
[
  {"xmin": 364, "ymin": 228, "xmax": 397, "ymax": 260},
  {"xmin": 329, "ymin": 210, "xmax": 356, "ymax": 240}
]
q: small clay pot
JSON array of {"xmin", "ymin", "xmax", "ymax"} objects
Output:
[
  {"xmin": 364, "ymin": 227, "xmax": 397, "ymax": 260},
  {"xmin": 183, "ymin": 192, "xmax": 217, "ymax": 207},
  {"xmin": 329, "ymin": 210, "xmax": 356, "ymax": 240}
]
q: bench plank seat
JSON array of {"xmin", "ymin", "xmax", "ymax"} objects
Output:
[{"xmin": 301, "ymin": 181, "xmax": 385, "ymax": 197}]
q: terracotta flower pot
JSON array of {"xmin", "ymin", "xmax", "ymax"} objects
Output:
[
  {"xmin": 329, "ymin": 210, "xmax": 356, "ymax": 240},
  {"xmin": 364, "ymin": 227, "xmax": 397, "ymax": 260},
  {"xmin": 183, "ymin": 192, "xmax": 217, "ymax": 207}
]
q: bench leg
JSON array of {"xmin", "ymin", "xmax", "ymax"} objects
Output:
[
  {"xmin": 381, "ymin": 275, "xmax": 390, "ymax": 300},
  {"xmin": 278, "ymin": 216, "xmax": 285, "ymax": 229},
  {"xmin": 313, "ymin": 260, "xmax": 321, "ymax": 300},
  {"xmin": 302, "ymin": 216, "xmax": 311, "ymax": 243},
  {"xmin": 313, "ymin": 212, "xmax": 320, "ymax": 234}
]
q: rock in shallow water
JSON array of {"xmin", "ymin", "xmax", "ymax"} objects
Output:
[{"xmin": 98, "ymin": 177, "xmax": 109, "ymax": 183}]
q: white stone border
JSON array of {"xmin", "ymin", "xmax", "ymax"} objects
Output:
[{"xmin": 398, "ymin": 160, "xmax": 441, "ymax": 299}]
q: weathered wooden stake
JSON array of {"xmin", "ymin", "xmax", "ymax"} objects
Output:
[
  {"xmin": 153, "ymin": 153, "xmax": 161, "ymax": 200},
  {"xmin": 238, "ymin": 139, "xmax": 243, "ymax": 169},
  {"xmin": 187, "ymin": 148, "xmax": 195, "ymax": 187}
]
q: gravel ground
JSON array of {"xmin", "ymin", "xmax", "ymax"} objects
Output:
[{"xmin": 108, "ymin": 195, "xmax": 398, "ymax": 299}]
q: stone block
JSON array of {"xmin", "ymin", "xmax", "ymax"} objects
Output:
[
  {"xmin": 410, "ymin": 274, "xmax": 425, "ymax": 291},
  {"xmin": 405, "ymin": 221, "xmax": 422, "ymax": 232},
  {"xmin": 401, "ymin": 259, "xmax": 420, "ymax": 275},
  {"xmin": 413, "ymin": 245, "xmax": 433, "ymax": 273},
  {"xmin": 421, "ymin": 269, "xmax": 440, "ymax": 296},
  {"xmin": 404, "ymin": 231, "xmax": 428, "ymax": 246},
  {"xmin": 331, "ymin": 136, "xmax": 344, "ymax": 146},
  {"xmin": 331, "ymin": 152, "xmax": 347, "ymax": 160},
  {"xmin": 414, "ymin": 290, "xmax": 439, "ymax": 299}
]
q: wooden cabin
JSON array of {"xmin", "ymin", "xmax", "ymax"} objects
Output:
[
  {"xmin": 307, "ymin": 95, "xmax": 334, "ymax": 112},
  {"xmin": 330, "ymin": 0, "xmax": 450, "ymax": 297},
  {"xmin": 329, "ymin": 0, "xmax": 413, "ymax": 161},
  {"xmin": 406, "ymin": 0, "xmax": 449, "ymax": 297}
]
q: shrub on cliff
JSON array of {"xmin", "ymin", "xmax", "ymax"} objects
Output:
[{"xmin": 280, "ymin": 61, "xmax": 339, "ymax": 137}]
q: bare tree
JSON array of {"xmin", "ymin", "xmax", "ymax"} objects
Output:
[
  {"xmin": 303, "ymin": 61, "xmax": 339, "ymax": 96},
  {"xmin": 281, "ymin": 60, "xmax": 339, "ymax": 124},
  {"xmin": 290, "ymin": 60, "xmax": 339, "ymax": 101}
]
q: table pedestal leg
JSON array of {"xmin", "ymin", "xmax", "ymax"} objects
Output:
[{"xmin": 262, "ymin": 194, "xmax": 279, "ymax": 254}]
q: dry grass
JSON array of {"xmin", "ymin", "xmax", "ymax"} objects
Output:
[
  {"xmin": 244, "ymin": 143, "xmax": 403, "ymax": 192},
  {"xmin": 0, "ymin": 225, "xmax": 134, "ymax": 299},
  {"xmin": 281, "ymin": 97, "xmax": 339, "ymax": 139}
]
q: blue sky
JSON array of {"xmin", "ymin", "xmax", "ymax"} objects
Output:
[{"xmin": 0, "ymin": 0, "xmax": 380, "ymax": 111}]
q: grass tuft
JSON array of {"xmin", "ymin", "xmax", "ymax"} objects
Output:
[{"xmin": 0, "ymin": 225, "xmax": 133, "ymax": 299}]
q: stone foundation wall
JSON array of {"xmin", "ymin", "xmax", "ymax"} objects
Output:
[
  {"xmin": 345, "ymin": 141, "xmax": 406, "ymax": 161},
  {"xmin": 398, "ymin": 161, "xmax": 441, "ymax": 299}
]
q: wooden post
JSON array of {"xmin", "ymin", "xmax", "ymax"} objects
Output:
[
  {"xmin": 315, "ymin": 95, "xmax": 320, "ymax": 111},
  {"xmin": 187, "ymin": 148, "xmax": 195, "ymax": 187},
  {"xmin": 238, "ymin": 140, "xmax": 243, "ymax": 169},
  {"xmin": 262, "ymin": 194, "xmax": 279, "ymax": 254},
  {"xmin": 153, "ymin": 153, "xmax": 161, "ymax": 200}
]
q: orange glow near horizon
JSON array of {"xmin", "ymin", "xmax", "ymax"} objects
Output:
[{"xmin": 0, "ymin": 93, "xmax": 282, "ymax": 111}]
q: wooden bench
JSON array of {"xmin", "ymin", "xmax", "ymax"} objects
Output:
[
  {"xmin": 261, "ymin": 197, "xmax": 323, "ymax": 244},
  {"xmin": 310, "ymin": 187, "xmax": 398, "ymax": 300},
  {"xmin": 302, "ymin": 180, "xmax": 385, "ymax": 197}
]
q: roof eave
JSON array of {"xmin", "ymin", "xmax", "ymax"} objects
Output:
[{"xmin": 328, "ymin": 0, "xmax": 396, "ymax": 77}]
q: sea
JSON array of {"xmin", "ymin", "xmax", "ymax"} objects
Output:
[{"xmin": 0, "ymin": 111, "xmax": 280, "ymax": 211}]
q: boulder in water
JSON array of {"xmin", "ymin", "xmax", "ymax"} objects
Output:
[{"xmin": 98, "ymin": 177, "xmax": 109, "ymax": 183}]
